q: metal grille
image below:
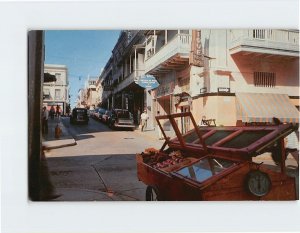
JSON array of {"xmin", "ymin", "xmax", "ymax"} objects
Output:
[{"xmin": 254, "ymin": 72, "xmax": 276, "ymax": 87}]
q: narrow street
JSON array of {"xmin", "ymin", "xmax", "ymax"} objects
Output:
[{"xmin": 45, "ymin": 117, "xmax": 164, "ymax": 201}]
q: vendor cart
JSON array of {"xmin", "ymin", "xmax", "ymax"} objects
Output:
[{"xmin": 136, "ymin": 112, "xmax": 297, "ymax": 201}]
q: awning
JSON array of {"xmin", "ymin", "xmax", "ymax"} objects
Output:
[{"xmin": 236, "ymin": 93, "xmax": 299, "ymax": 123}]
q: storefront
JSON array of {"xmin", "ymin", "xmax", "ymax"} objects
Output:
[
  {"xmin": 43, "ymin": 101, "xmax": 65, "ymax": 115},
  {"xmin": 153, "ymin": 75, "xmax": 175, "ymax": 116},
  {"xmin": 113, "ymin": 82, "xmax": 145, "ymax": 125}
]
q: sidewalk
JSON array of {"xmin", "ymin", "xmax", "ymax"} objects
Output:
[
  {"xmin": 134, "ymin": 127, "xmax": 164, "ymax": 141},
  {"xmin": 42, "ymin": 117, "xmax": 76, "ymax": 150}
]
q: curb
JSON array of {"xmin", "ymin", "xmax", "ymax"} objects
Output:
[
  {"xmin": 43, "ymin": 117, "xmax": 77, "ymax": 150},
  {"xmin": 43, "ymin": 140, "xmax": 77, "ymax": 150}
]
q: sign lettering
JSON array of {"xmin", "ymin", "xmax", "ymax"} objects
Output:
[
  {"xmin": 190, "ymin": 30, "xmax": 204, "ymax": 67},
  {"xmin": 135, "ymin": 75, "xmax": 159, "ymax": 90}
]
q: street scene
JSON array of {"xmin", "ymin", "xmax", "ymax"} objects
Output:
[
  {"xmin": 28, "ymin": 29, "xmax": 299, "ymax": 201},
  {"xmin": 44, "ymin": 116, "xmax": 163, "ymax": 201}
]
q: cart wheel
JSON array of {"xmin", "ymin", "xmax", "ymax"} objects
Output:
[{"xmin": 146, "ymin": 186, "xmax": 161, "ymax": 201}]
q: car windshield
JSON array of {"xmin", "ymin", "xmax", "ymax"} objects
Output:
[
  {"xmin": 116, "ymin": 110, "xmax": 130, "ymax": 118},
  {"xmin": 75, "ymin": 109, "xmax": 86, "ymax": 113}
]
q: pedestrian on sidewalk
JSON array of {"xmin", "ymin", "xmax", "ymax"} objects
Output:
[
  {"xmin": 50, "ymin": 105, "xmax": 55, "ymax": 120},
  {"xmin": 157, "ymin": 111, "xmax": 163, "ymax": 140},
  {"xmin": 140, "ymin": 109, "xmax": 149, "ymax": 132},
  {"xmin": 56, "ymin": 105, "xmax": 60, "ymax": 118},
  {"xmin": 137, "ymin": 108, "xmax": 141, "ymax": 125},
  {"xmin": 42, "ymin": 106, "xmax": 49, "ymax": 135}
]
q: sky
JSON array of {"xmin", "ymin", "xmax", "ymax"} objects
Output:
[{"xmin": 45, "ymin": 30, "xmax": 120, "ymax": 108}]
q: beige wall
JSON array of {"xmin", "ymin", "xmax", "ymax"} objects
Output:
[
  {"xmin": 230, "ymin": 53, "xmax": 299, "ymax": 95},
  {"xmin": 192, "ymin": 95, "xmax": 237, "ymax": 126},
  {"xmin": 149, "ymin": 29, "xmax": 299, "ymax": 126},
  {"xmin": 200, "ymin": 29, "xmax": 299, "ymax": 96},
  {"xmin": 190, "ymin": 29, "xmax": 299, "ymax": 126}
]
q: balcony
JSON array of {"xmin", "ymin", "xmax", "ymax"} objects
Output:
[
  {"xmin": 145, "ymin": 33, "xmax": 191, "ymax": 75},
  {"xmin": 229, "ymin": 29, "xmax": 299, "ymax": 57},
  {"xmin": 114, "ymin": 69, "xmax": 144, "ymax": 93}
]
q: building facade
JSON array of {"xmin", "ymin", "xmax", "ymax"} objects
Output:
[
  {"xmin": 100, "ymin": 30, "xmax": 150, "ymax": 125},
  {"xmin": 85, "ymin": 76, "xmax": 98, "ymax": 109},
  {"xmin": 43, "ymin": 64, "xmax": 69, "ymax": 115},
  {"xmin": 98, "ymin": 29, "xmax": 299, "ymax": 131},
  {"xmin": 143, "ymin": 29, "xmax": 299, "ymax": 129},
  {"xmin": 76, "ymin": 88, "xmax": 86, "ymax": 108}
]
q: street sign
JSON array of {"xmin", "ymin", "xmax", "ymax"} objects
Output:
[{"xmin": 135, "ymin": 75, "xmax": 159, "ymax": 90}]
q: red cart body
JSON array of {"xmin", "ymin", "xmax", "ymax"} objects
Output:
[{"xmin": 136, "ymin": 112, "xmax": 297, "ymax": 201}]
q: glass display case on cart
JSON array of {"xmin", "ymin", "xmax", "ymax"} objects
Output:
[{"xmin": 136, "ymin": 112, "xmax": 297, "ymax": 201}]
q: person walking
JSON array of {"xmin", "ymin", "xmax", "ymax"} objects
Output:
[
  {"xmin": 157, "ymin": 111, "xmax": 163, "ymax": 139},
  {"xmin": 50, "ymin": 105, "xmax": 55, "ymax": 120},
  {"xmin": 56, "ymin": 105, "xmax": 60, "ymax": 118},
  {"xmin": 42, "ymin": 106, "xmax": 49, "ymax": 135},
  {"xmin": 140, "ymin": 110, "xmax": 149, "ymax": 132},
  {"xmin": 137, "ymin": 108, "xmax": 141, "ymax": 125}
]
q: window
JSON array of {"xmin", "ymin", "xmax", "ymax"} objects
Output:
[
  {"xmin": 254, "ymin": 72, "xmax": 276, "ymax": 87},
  {"xmin": 55, "ymin": 89, "xmax": 61, "ymax": 99},
  {"xmin": 43, "ymin": 89, "xmax": 50, "ymax": 99},
  {"xmin": 43, "ymin": 88, "xmax": 50, "ymax": 95},
  {"xmin": 55, "ymin": 73, "xmax": 62, "ymax": 84}
]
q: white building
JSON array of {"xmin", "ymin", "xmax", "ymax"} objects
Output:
[
  {"xmin": 144, "ymin": 29, "xmax": 299, "ymax": 127},
  {"xmin": 76, "ymin": 88, "xmax": 86, "ymax": 108},
  {"xmin": 43, "ymin": 64, "xmax": 69, "ymax": 115},
  {"xmin": 85, "ymin": 76, "xmax": 98, "ymax": 109}
]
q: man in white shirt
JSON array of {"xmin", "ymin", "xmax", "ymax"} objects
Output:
[
  {"xmin": 42, "ymin": 106, "xmax": 49, "ymax": 135},
  {"xmin": 140, "ymin": 110, "xmax": 149, "ymax": 132}
]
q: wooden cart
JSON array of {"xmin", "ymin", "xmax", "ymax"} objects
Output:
[{"xmin": 136, "ymin": 112, "xmax": 297, "ymax": 201}]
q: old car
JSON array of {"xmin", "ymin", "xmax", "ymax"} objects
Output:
[
  {"xmin": 136, "ymin": 112, "xmax": 297, "ymax": 201},
  {"xmin": 108, "ymin": 109, "xmax": 135, "ymax": 130},
  {"xmin": 87, "ymin": 109, "xmax": 95, "ymax": 117},
  {"xmin": 70, "ymin": 108, "xmax": 89, "ymax": 125},
  {"xmin": 93, "ymin": 108, "xmax": 106, "ymax": 121},
  {"xmin": 102, "ymin": 110, "xmax": 112, "ymax": 124}
]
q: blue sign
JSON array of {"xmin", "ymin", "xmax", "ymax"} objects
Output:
[{"xmin": 135, "ymin": 75, "xmax": 159, "ymax": 90}]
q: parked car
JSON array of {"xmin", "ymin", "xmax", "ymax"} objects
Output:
[
  {"xmin": 102, "ymin": 110, "xmax": 112, "ymax": 124},
  {"xmin": 98, "ymin": 108, "xmax": 107, "ymax": 121},
  {"xmin": 108, "ymin": 109, "xmax": 135, "ymax": 130},
  {"xmin": 92, "ymin": 108, "xmax": 100, "ymax": 119},
  {"xmin": 87, "ymin": 109, "xmax": 95, "ymax": 117},
  {"xmin": 70, "ymin": 108, "xmax": 89, "ymax": 125},
  {"xmin": 94, "ymin": 108, "xmax": 106, "ymax": 121}
]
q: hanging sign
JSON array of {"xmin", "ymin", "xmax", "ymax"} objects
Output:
[
  {"xmin": 189, "ymin": 30, "xmax": 204, "ymax": 67},
  {"xmin": 135, "ymin": 75, "xmax": 159, "ymax": 90}
]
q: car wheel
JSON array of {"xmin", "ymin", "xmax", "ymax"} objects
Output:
[{"xmin": 109, "ymin": 122, "xmax": 113, "ymax": 129}]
